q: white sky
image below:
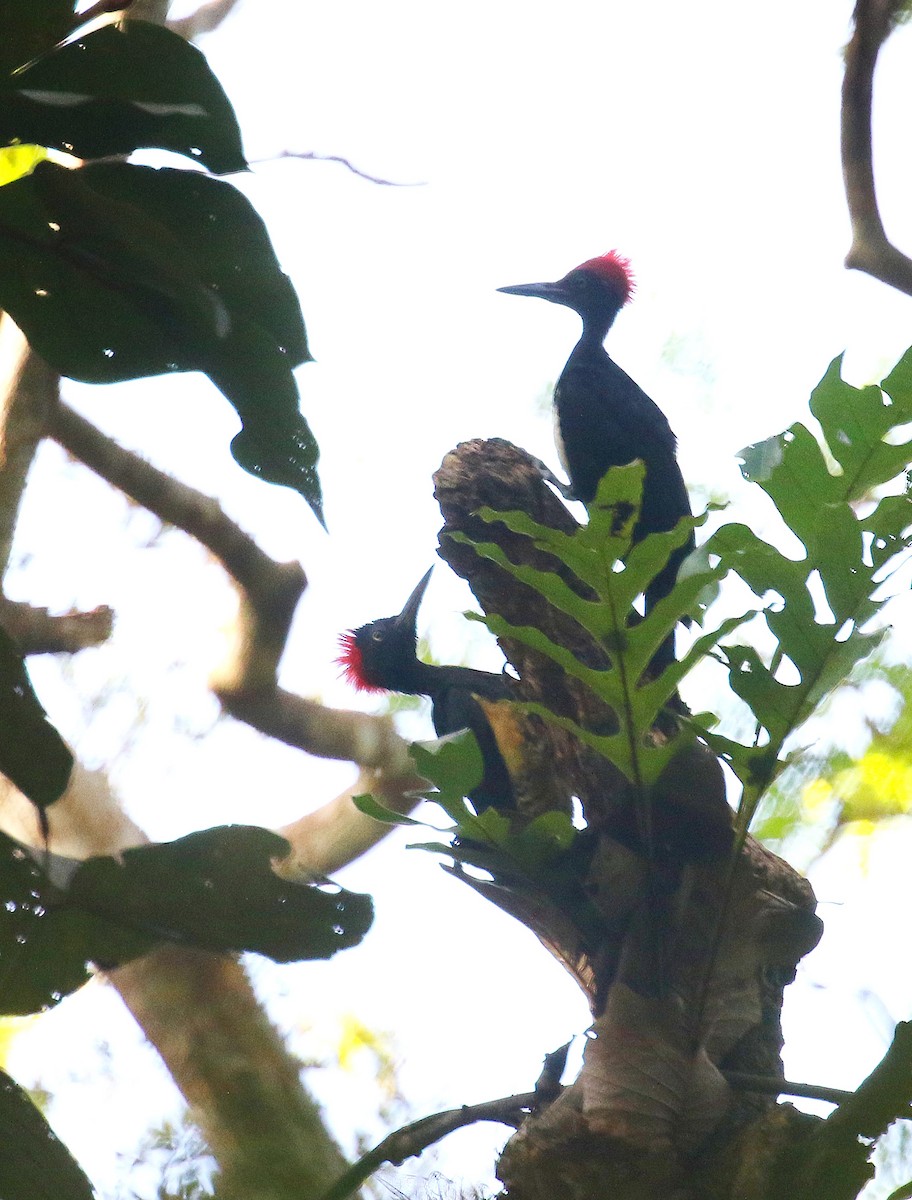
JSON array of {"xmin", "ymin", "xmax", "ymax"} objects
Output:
[{"xmin": 7, "ymin": 0, "xmax": 912, "ymax": 1195}]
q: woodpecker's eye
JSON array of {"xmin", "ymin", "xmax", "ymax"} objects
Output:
[{"xmin": 372, "ymin": 630, "xmax": 384, "ymax": 643}]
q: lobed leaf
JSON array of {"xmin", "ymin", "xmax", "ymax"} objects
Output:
[{"xmin": 702, "ymin": 352, "xmax": 912, "ymax": 828}]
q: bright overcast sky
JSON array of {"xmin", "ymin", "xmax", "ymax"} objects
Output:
[{"xmin": 7, "ymin": 1, "xmax": 912, "ymax": 1195}]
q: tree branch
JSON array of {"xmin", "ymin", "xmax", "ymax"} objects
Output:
[
  {"xmin": 842, "ymin": 0, "xmax": 912, "ymax": 294},
  {"xmin": 46, "ymin": 401, "xmax": 422, "ymax": 866},
  {"xmin": 0, "ymin": 318, "xmax": 58, "ymax": 580},
  {"xmin": 249, "ymin": 150, "xmax": 425, "ymax": 188},
  {"xmin": 319, "ymin": 1092, "xmax": 536, "ymax": 1200},
  {"xmin": 112, "ymin": 945, "xmax": 355, "ymax": 1200},
  {"xmin": 0, "ymin": 599, "xmax": 113, "ymax": 655}
]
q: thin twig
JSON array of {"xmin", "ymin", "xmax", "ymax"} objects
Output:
[
  {"xmin": 723, "ymin": 1071, "xmax": 854, "ymax": 1107},
  {"xmin": 318, "ymin": 1092, "xmax": 536, "ymax": 1200},
  {"xmin": 842, "ymin": 0, "xmax": 912, "ymax": 295},
  {"xmin": 823, "ymin": 1020, "xmax": 912, "ymax": 1139},
  {"xmin": 249, "ymin": 150, "xmax": 425, "ymax": 188}
]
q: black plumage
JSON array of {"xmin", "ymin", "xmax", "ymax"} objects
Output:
[
  {"xmin": 338, "ymin": 569, "xmax": 515, "ymax": 811},
  {"xmin": 499, "ymin": 252, "xmax": 694, "ymax": 643}
]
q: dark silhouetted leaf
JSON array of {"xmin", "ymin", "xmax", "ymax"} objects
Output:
[
  {"xmin": 68, "ymin": 825, "xmax": 373, "ymax": 962},
  {"xmin": 0, "ymin": 827, "xmax": 372, "ymax": 1015},
  {"xmin": 0, "ymin": 832, "xmax": 140, "ymax": 1015},
  {"xmin": 0, "ymin": 161, "xmax": 323, "ymax": 522},
  {"xmin": 0, "ymin": 1, "xmax": 74, "ymax": 78},
  {"xmin": 2, "ymin": 20, "xmax": 246, "ymax": 173},
  {"xmin": 0, "ymin": 1069, "xmax": 95, "ymax": 1200},
  {"xmin": 0, "ymin": 627, "xmax": 72, "ymax": 808}
]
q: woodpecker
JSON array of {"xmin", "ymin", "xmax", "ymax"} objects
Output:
[
  {"xmin": 337, "ymin": 569, "xmax": 515, "ymax": 811},
  {"xmin": 498, "ymin": 252, "xmax": 693, "ymax": 647}
]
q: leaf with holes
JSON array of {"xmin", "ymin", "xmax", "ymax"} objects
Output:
[
  {"xmin": 0, "ymin": 161, "xmax": 322, "ymax": 521},
  {"xmin": 0, "ymin": 827, "xmax": 372, "ymax": 1015},
  {"xmin": 701, "ymin": 351, "xmax": 912, "ymax": 836}
]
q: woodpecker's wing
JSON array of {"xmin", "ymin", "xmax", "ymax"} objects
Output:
[
  {"xmin": 554, "ymin": 356, "xmax": 679, "ymax": 504},
  {"xmin": 428, "ymin": 672, "xmax": 515, "ymax": 811}
]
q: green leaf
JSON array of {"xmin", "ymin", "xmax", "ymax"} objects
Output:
[
  {"xmin": 0, "ymin": 161, "xmax": 322, "ymax": 521},
  {"xmin": 0, "ymin": 827, "xmax": 372, "ymax": 1015},
  {"xmin": 351, "ymin": 793, "xmax": 445, "ymax": 828},
  {"xmin": 704, "ymin": 351, "xmax": 912, "ymax": 833},
  {"xmin": 409, "ymin": 729, "xmax": 485, "ymax": 808},
  {"xmin": 0, "ymin": 144, "xmax": 46, "ymax": 187},
  {"xmin": 458, "ymin": 466, "xmax": 745, "ymax": 790},
  {"xmin": 0, "ymin": 627, "xmax": 72, "ymax": 809},
  {"xmin": 0, "ymin": 1069, "xmax": 95, "ymax": 1200},
  {"xmin": 2, "ymin": 21, "xmax": 246, "ymax": 174}
]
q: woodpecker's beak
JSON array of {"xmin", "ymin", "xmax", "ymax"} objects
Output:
[
  {"xmin": 497, "ymin": 280, "xmax": 572, "ymax": 307},
  {"xmin": 394, "ymin": 567, "xmax": 433, "ymax": 634}
]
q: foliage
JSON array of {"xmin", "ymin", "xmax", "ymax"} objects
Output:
[
  {"xmin": 0, "ymin": 8, "xmax": 322, "ymax": 522},
  {"xmin": 0, "ymin": 826, "xmax": 373, "ymax": 1016},
  {"xmin": 0, "ymin": 1066, "xmax": 95, "ymax": 1200},
  {"xmin": 753, "ymin": 655, "xmax": 912, "ymax": 855},
  {"xmin": 456, "ymin": 463, "xmax": 745, "ymax": 787},
  {"xmin": 356, "ymin": 730, "xmax": 577, "ymax": 875},
  {"xmin": 701, "ymin": 349, "xmax": 912, "ymax": 839},
  {"xmin": 360, "ymin": 350, "xmax": 912, "ymax": 888}
]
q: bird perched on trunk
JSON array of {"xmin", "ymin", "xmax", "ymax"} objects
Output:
[
  {"xmin": 498, "ymin": 252, "xmax": 693, "ymax": 657},
  {"xmin": 337, "ymin": 569, "xmax": 515, "ymax": 811}
]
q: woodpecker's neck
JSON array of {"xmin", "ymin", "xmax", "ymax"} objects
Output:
[
  {"xmin": 383, "ymin": 655, "xmax": 451, "ymax": 698},
  {"xmin": 577, "ymin": 307, "xmax": 619, "ymax": 351}
]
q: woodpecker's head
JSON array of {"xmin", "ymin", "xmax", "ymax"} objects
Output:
[
  {"xmin": 337, "ymin": 568, "xmax": 433, "ymax": 692},
  {"xmin": 498, "ymin": 250, "xmax": 635, "ymax": 331}
]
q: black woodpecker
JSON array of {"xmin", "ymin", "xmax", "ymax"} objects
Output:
[
  {"xmin": 337, "ymin": 569, "xmax": 515, "ymax": 811},
  {"xmin": 498, "ymin": 251, "xmax": 693, "ymax": 653}
]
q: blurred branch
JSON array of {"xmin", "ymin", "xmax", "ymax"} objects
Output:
[
  {"xmin": 249, "ymin": 150, "xmax": 425, "ymax": 188},
  {"xmin": 789, "ymin": 1021, "xmax": 912, "ymax": 1200},
  {"xmin": 0, "ymin": 599, "xmax": 113, "ymax": 654},
  {"xmin": 0, "ymin": 318, "xmax": 58, "ymax": 580},
  {"xmin": 319, "ymin": 1091, "xmax": 536, "ymax": 1200},
  {"xmin": 47, "ymin": 401, "xmax": 422, "ymax": 863},
  {"xmin": 113, "ymin": 945, "xmax": 356, "ymax": 1200},
  {"xmin": 842, "ymin": 0, "xmax": 912, "ymax": 295},
  {"xmin": 167, "ymin": 0, "xmax": 242, "ymax": 39},
  {"xmin": 824, "ymin": 1020, "xmax": 912, "ymax": 1140}
]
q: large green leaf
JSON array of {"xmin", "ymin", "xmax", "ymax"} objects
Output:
[
  {"xmin": 703, "ymin": 352, "xmax": 912, "ymax": 836},
  {"xmin": 0, "ymin": 627, "xmax": 72, "ymax": 809},
  {"xmin": 1, "ymin": 20, "xmax": 246, "ymax": 174},
  {"xmin": 0, "ymin": 1069, "xmax": 95, "ymax": 1200},
  {"xmin": 0, "ymin": 827, "xmax": 373, "ymax": 1015},
  {"xmin": 454, "ymin": 465, "xmax": 748, "ymax": 790},
  {"xmin": 0, "ymin": 161, "xmax": 322, "ymax": 520}
]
